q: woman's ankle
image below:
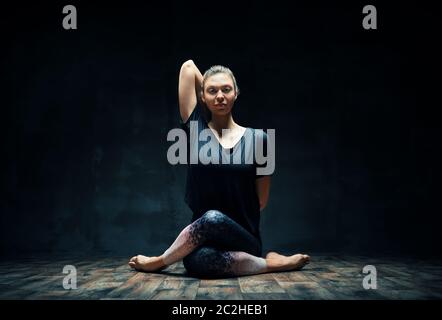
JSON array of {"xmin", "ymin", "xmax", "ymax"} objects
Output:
[{"xmin": 158, "ymin": 255, "xmax": 168, "ymax": 268}]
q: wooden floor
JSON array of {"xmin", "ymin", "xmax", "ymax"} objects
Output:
[{"xmin": 0, "ymin": 255, "xmax": 441, "ymax": 300}]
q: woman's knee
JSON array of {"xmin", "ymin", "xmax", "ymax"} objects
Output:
[{"xmin": 200, "ymin": 210, "xmax": 229, "ymax": 227}]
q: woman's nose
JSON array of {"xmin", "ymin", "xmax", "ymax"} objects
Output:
[{"xmin": 216, "ymin": 91, "xmax": 224, "ymax": 100}]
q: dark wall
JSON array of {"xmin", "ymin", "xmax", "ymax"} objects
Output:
[{"xmin": 1, "ymin": 1, "xmax": 441, "ymax": 258}]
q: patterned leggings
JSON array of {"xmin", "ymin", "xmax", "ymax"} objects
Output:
[{"xmin": 162, "ymin": 210, "xmax": 266, "ymax": 278}]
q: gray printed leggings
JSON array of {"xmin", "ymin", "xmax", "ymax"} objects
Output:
[{"xmin": 162, "ymin": 210, "xmax": 266, "ymax": 278}]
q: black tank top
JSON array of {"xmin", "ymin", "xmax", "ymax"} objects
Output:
[{"xmin": 179, "ymin": 104, "xmax": 273, "ymax": 242}]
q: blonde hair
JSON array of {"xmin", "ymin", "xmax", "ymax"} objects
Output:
[{"xmin": 202, "ymin": 65, "xmax": 240, "ymax": 96}]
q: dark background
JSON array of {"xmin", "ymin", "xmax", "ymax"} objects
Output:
[{"xmin": 1, "ymin": 1, "xmax": 440, "ymax": 259}]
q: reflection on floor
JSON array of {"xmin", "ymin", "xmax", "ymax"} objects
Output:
[{"xmin": 0, "ymin": 255, "xmax": 441, "ymax": 300}]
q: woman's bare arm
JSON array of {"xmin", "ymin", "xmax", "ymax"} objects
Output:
[
  {"xmin": 178, "ymin": 60, "xmax": 203, "ymax": 122},
  {"xmin": 256, "ymin": 176, "xmax": 271, "ymax": 211}
]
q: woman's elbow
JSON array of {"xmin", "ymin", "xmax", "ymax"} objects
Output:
[
  {"xmin": 259, "ymin": 201, "xmax": 267, "ymax": 211},
  {"xmin": 181, "ymin": 60, "xmax": 194, "ymax": 70}
]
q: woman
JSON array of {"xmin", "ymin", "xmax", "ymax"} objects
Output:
[{"xmin": 129, "ymin": 60, "xmax": 310, "ymax": 278}]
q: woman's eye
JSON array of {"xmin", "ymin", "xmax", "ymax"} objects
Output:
[{"xmin": 223, "ymin": 88, "xmax": 231, "ymax": 93}]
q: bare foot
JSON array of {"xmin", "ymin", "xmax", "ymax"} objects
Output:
[
  {"xmin": 128, "ymin": 255, "xmax": 167, "ymax": 272},
  {"xmin": 266, "ymin": 251, "xmax": 286, "ymax": 260},
  {"xmin": 265, "ymin": 252, "xmax": 310, "ymax": 272}
]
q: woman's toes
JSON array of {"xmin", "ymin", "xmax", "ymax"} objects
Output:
[{"xmin": 302, "ymin": 255, "xmax": 311, "ymax": 265}]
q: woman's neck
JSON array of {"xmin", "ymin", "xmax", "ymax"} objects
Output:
[{"xmin": 209, "ymin": 114, "xmax": 237, "ymax": 134}]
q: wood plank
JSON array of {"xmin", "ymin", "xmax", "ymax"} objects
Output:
[
  {"xmin": 238, "ymin": 279, "xmax": 285, "ymax": 294},
  {"xmin": 106, "ymin": 272, "xmax": 163, "ymax": 299},
  {"xmin": 199, "ymin": 279, "xmax": 239, "ymax": 287},
  {"xmin": 242, "ymin": 292, "xmax": 292, "ymax": 300},
  {"xmin": 150, "ymin": 280, "xmax": 199, "ymax": 300},
  {"xmin": 196, "ymin": 286, "xmax": 243, "ymax": 300},
  {"xmin": 278, "ymin": 281, "xmax": 336, "ymax": 300}
]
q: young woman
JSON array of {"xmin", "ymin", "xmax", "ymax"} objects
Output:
[{"xmin": 129, "ymin": 60, "xmax": 310, "ymax": 278}]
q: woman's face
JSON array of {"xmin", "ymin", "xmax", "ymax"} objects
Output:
[{"xmin": 202, "ymin": 73, "xmax": 237, "ymax": 117}]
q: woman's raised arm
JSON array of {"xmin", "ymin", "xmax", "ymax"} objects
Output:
[{"xmin": 178, "ymin": 60, "xmax": 203, "ymax": 123}]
